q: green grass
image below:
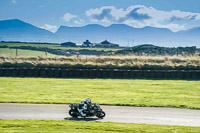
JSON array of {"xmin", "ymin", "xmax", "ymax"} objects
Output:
[
  {"xmin": 0, "ymin": 48, "xmax": 56, "ymax": 57},
  {"xmin": 0, "ymin": 77, "xmax": 199, "ymax": 109},
  {"xmin": 0, "ymin": 42, "xmax": 59, "ymax": 48},
  {"xmin": 52, "ymin": 46, "xmax": 122, "ymax": 51},
  {"xmin": 0, "ymin": 120, "xmax": 200, "ymax": 133}
]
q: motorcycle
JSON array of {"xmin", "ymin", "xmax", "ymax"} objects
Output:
[{"xmin": 69, "ymin": 103, "xmax": 106, "ymax": 118}]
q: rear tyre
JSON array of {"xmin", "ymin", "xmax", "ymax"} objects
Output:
[
  {"xmin": 96, "ymin": 111, "xmax": 106, "ymax": 118},
  {"xmin": 69, "ymin": 109, "xmax": 79, "ymax": 117}
]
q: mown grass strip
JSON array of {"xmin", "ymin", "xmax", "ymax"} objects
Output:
[
  {"xmin": 0, "ymin": 120, "xmax": 200, "ymax": 133},
  {"xmin": 0, "ymin": 77, "xmax": 199, "ymax": 109}
]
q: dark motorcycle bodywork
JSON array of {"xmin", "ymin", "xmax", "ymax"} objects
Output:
[{"xmin": 69, "ymin": 103, "xmax": 106, "ymax": 118}]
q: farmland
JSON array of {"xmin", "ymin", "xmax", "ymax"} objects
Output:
[
  {"xmin": 0, "ymin": 42, "xmax": 199, "ymax": 70},
  {"xmin": 0, "ymin": 42, "xmax": 122, "ymax": 51},
  {"xmin": 0, "ymin": 48, "xmax": 55, "ymax": 56}
]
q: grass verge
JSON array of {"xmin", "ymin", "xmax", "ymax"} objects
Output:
[
  {"xmin": 0, "ymin": 77, "xmax": 199, "ymax": 109},
  {"xmin": 0, "ymin": 120, "xmax": 200, "ymax": 133}
]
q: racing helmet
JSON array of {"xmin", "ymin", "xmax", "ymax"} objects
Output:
[{"xmin": 86, "ymin": 98, "xmax": 91, "ymax": 104}]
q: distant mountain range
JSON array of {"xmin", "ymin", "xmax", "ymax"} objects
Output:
[
  {"xmin": 0, "ymin": 19, "xmax": 200, "ymax": 47},
  {"xmin": 0, "ymin": 19, "xmax": 54, "ymax": 43}
]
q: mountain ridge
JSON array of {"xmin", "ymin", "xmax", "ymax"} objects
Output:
[{"xmin": 0, "ymin": 19, "xmax": 199, "ymax": 47}]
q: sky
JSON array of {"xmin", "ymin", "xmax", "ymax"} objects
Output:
[{"xmin": 0, "ymin": 0, "xmax": 200, "ymax": 33}]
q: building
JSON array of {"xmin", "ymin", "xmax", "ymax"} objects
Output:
[
  {"xmin": 61, "ymin": 42, "xmax": 76, "ymax": 47},
  {"xmin": 82, "ymin": 40, "xmax": 93, "ymax": 47},
  {"xmin": 94, "ymin": 40, "xmax": 119, "ymax": 48}
]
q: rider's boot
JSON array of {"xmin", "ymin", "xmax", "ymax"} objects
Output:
[
  {"xmin": 80, "ymin": 112, "xmax": 86, "ymax": 117},
  {"xmin": 79, "ymin": 109, "xmax": 86, "ymax": 117}
]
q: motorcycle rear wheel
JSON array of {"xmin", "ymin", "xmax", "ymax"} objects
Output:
[{"xmin": 69, "ymin": 109, "xmax": 79, "ymax": 117}]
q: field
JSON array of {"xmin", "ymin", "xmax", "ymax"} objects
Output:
[
  {"xmin": 0, "ymin": 42, "xmax": 59, "ymax": 48},
  {"xmin": 0, "ymin": 42, "xmax": 122, "ymax": 51},
  {"xmin": 0, "ymin": 42, "xmax": 199, "ymax": 70},
  {"xmin": 0, "ymin": 77, "xmax": 199, "ymax": 109},
  {"xmin": 0, "ymin": 48, "xmax": 56, "ymax": 56}
]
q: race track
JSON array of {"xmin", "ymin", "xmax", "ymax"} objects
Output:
[{"xmin": 0, "ymin": 103, "xmax": 200, "ymax": 127}]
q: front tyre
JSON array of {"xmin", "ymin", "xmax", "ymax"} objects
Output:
[
  {"xmin": 96, "ymin": 111, "xmax": 106, "ymax": 118},
  {"xmin": 69, "ymin": 109, "xmax": 79, "ymax": 117}
]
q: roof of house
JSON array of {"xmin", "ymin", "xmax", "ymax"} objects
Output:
[
  {"xmin": 101, "ymin": 40, "xmax": 112, "ymax": 44},
  {"xmin": 61, "ymin": 42, "xmax": 76, "ymax": 45},
  {"xmin": 83, "ymin": 40, "xmax": 92, "ymax": 45}
]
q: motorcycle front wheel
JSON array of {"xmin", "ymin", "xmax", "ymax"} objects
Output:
[
  {"xmin": 69, "ymin": 109, "xmax": 79, "ymax": 117},
  {"xmin": 96, "ymin": 111, "xmax": 106, "ymax": 118}
]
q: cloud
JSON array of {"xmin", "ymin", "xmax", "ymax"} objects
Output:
[
  {"xmin": 91, "ymin": 8, "xmax": 113, "ymax": 21},
  {"xmin": 86, "ymin": 6, "xmax": 126, "ymax": 22},
  {"xmin": 86, "ymin": 5, "xmax": 200, "ymax": 32},
  {"xmin": 86, "ymin": 5, "xmax": 152, "ymax": 22},
  {"xmin": 41, "ymin": 24, "xmax": 58, "ymax": 33},
  {"xmin": 126, "ymin": 7, "xmax": 151, "ymax": 21},
  {"xmin": 63, "ymin": 13, "xmax": 78, "ymax": 22},
  {"xmin": 169, "ymin": 15, "xmax": 197, "ymax": 22},
  {"xmin": 74, "ymin": 19, "xmax": 85, "ymax": 25},
  {"xmin": 11, "ymin": 0, "xmax": 17, "ymax": 4}
]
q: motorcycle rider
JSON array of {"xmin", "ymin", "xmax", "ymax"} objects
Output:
[{"xmin": 78, "ymin": 98, "xmax": 92, "ymax": 117}]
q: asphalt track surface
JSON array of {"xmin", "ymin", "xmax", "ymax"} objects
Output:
[{"xmin": 0, "ymin": 103, "xmax": 200, "ymax": 127}]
